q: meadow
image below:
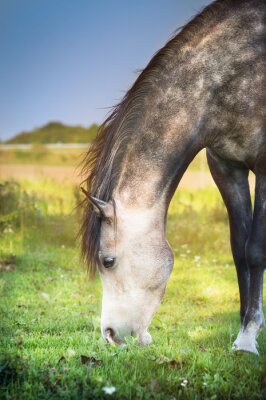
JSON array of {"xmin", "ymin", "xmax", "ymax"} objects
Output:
[
  {"xmin": 0, "ymin": 146, "xmax": 87, "ymax": 167},
  {"xmin": 0, "ymin": 176, "xmax": 266, "ymax": 399},
  {"xmin": 0, "ymin": 146, "xmax": 208, "ymax": 171}
]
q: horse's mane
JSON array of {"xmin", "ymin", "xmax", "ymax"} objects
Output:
[{"xmin": 80, "ymin": 0, "xmax": 246, "ymax": 277}]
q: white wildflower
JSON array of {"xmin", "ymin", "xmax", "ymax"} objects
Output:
[
  {"xmin": 4, "ymin": 226, "xmax": 14, "ymax": 235},
  {"xmin": 102, "ymin": 386, "xmax": 116, "ymax": 395},
  {"xmin": 67, "ymin": 348, "xmax": 76, "ymax": 357},
  {"xmin": 41, "ymin": 293, "xmax": 50, "ymax": 301},
  {"xmin": 180, "ymin": 378, "xmax": 188, "ymax": 387}
]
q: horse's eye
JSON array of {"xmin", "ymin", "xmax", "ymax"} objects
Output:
[{"xmin": 103, "ymin": 257, "xmax": 115, "ymax": 268}]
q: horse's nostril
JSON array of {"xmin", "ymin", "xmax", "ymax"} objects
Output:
[
  {"xmin": 105, "ymin": 328, "xmax": 116, "ymax": 344},
  {"xmin": 106, "ymin": 328, "xmax": 114, "ymax": 338}
]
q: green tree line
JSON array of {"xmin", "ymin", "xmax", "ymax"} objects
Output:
[{"xmin": 5, "ymin": 122, "xmax": 98, "ymax": 144}]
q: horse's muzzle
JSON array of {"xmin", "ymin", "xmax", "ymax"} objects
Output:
[
  {"xmin": 103, "ymin": 326, "xmax": 152, "ymax": 346},
  {"xmin": 104, "ymin": 328, "xmax": 124, "ymax": 345},
  {"xmin": 105, "ymin": 328, "xmax": 116, "ymax": 344}
]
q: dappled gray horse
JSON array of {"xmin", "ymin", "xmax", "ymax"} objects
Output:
[{"xmin": 81, "ymin": 0, "xmax": 266, "ymax": 354}]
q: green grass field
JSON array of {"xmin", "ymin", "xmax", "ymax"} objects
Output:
[
  {"xmin": 0, "ymin": 147, "xmax": 208, "ymax": 171},
  {"xmin": 0, "ymin": 179, "xmax": 265, "ymax": 399},
  {"xmin": 0, "ymin": 147, "xmax": 87, "ymax": 167}
]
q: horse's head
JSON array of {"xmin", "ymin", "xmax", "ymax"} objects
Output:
[{"xmin": 88, "ymin": 195, "xmax": 173, "ymax": 345}]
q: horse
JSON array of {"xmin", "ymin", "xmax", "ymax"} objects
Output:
[{"xmin": 81, "ymin": 0, "xmax": 266, "ymax": 354}]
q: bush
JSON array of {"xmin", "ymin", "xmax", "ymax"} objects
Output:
[
  {"xmin": 0, "ymin": 180, "xmax": 80, "ymax": 249},
  {"xmin": 0, "ymin": 181, "xmax": 21, "ymax": 232},
  {"xmin": 0, "ymin": 181, "xmax": 40, "ymax": 234}
]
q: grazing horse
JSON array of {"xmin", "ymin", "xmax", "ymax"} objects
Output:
[{"xmin": 81, "ymin": 0, "xmax": 266, "ymax": 354}]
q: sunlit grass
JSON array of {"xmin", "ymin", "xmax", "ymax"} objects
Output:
[
  {"xmin": 0, "ymin": 148, "xmax": 208, "ymax": 171},
  {"xmin": 0, "ymin": 179, "xmax": 265, "ymax": 399},
  {"xmin": 0, "ymin": 147, "xmax": 87, "ymax": 167}
]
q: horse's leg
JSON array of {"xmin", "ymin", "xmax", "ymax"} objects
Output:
[
  {"xmin": 234, "ymin": 173, "xmax": 266, "ymax": 354},
  {"xmin": 206, "ymin": 149, "xmax": 253, "ymax": 347}
]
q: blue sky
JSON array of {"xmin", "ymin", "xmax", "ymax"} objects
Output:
[{"xmin": 0, "ymin": 0, "xmax": 211, "ymax": 140}]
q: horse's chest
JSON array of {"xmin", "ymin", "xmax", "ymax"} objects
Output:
[{"xmin": 211, "ymin": 126, "xmax": 265, "ymax": 167}]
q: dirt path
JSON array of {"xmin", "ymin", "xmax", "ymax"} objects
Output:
[
  {"xmin": 0, "ymin": 164, "xmax": 255, "ymax": 190},
  {"xmin": 0, "ymin": 164, "xmax": 79, "ymax": 184}
]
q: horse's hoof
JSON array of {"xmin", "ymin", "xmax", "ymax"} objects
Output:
[
  {"xmin": 232, "ymin": 333, "xmax": 259, "ymax": 355},
  {"xmin": 232, "ymin": 342, "xmax": 259, "ymax": 355}
]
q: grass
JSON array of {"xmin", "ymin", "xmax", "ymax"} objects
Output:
[
  {"xmin": 0, "ymin": 147, "xmax": 209, "ymax": 171},
  {"xmin": 0, "ymin": 147, "xmax": 87, "ymax": 167},
  {"xmin": 0, "ymin": 178, "xmax": 265, "ymax": 399}
]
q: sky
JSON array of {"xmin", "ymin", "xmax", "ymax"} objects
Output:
[{"xmin": 0, "ymin": 0, "xmax": 211, "ymax": 140}]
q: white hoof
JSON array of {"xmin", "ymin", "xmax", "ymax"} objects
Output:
[
  {"xmin": 232, "ymin": 323, "xmax": 260, "ymax": 355},
  {"xmin": 232, "ymin": 338, "xmax": 258, "ymax": 355}
]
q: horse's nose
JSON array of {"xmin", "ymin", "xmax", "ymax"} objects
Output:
[{"xmin": 104, "ymin": 327, "xmax": 117, "ymax": 344}]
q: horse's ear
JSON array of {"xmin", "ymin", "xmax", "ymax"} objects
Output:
[
  {"xmin": 81, "ymin": 188, "xmax": 113, "ymax": 220},
  {"xmin": 87, "ymin": 195, "xmax": 111, "ymax": 219}
]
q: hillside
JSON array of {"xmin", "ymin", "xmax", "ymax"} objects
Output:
[{"xmin": 6, "ymin": 122, "xmax": 98, "ymax": 144}]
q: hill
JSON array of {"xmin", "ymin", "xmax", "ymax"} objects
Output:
[{"xmin": 6, "ymin": 122, "xmax": 99, "ymax": 144}]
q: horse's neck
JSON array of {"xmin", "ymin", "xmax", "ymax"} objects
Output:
[
  {"xmin": 111, "ymin": 0, "xmax": 254, "ymax": 210},
  {"xmin": 113, "ymin": 98, "xmax": 205, "ymax": 210},
  {"xmin": 111, "ymin": 20, "xmax": 220, "ymax": 209}
]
